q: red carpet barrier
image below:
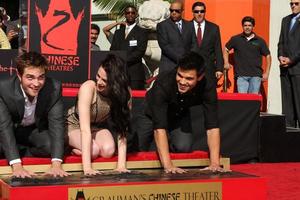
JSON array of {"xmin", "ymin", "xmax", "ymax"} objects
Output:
[
  {"xmin": 0, "ymin": 151, "xmax": 232, "ymax": 174},
  {"xmin": 62, "ymin": 88, "xmax": 261, "ymax": 164},
  {"xmin": 127, "ymin": 89, "xmax": 262, "ymax": 164},
  {"xmin": 0, "ymin": 89, "xmax": 260, "ymax": 173},
  {"xmin": 62, "ymin": 88, "xmax": 263, "ymax": 101},
  {"xmin": 52, "ymin": 88, "xmax": 263, "ymax": 164},
  {"xmin": 0, "ymin": 151, "xmax": 208, "ymax": 166}
]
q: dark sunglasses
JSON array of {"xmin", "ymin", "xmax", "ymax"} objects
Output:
[
  {"xmin": 125, "ymin": 11, "xmax": 136, "ymax": 15},
  {"xmin": 169, "ymin": 9, "xmax": 181, "ymax": 14},
  {"xmin": 290, "ymin": 2, "xmax": 299, "ymax": 6},
  {"xmin": 193, "ymin": 10, "xmax": 206, "ymax": 14}
]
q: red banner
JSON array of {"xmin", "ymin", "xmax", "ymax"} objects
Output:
[{"xmin": 28, "ymin": 0, "xmax": 91, "ymax": 88}]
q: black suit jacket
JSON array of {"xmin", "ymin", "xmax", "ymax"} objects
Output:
[
  {"xmin": 0, "ymin": 75, "xmax": 64, "ymax": 161},
  {"xmin": 278, "ymin": 14, "xmax": 300, "ymax": 75},
  {"xmin": 191, "ymin": 20, "xmax": 224, "ymax": 79},
  {"xmin": 110, "ymin": 24, "xmax": 148, "ymax": 81},
  {"xmin": 157, "ymin": 18, "xmax": 196, "ymax": 72}
]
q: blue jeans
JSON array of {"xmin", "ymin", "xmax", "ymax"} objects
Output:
[{"xmin": 237, "ymin": 76, "xmax": 262, "ymax": 94}]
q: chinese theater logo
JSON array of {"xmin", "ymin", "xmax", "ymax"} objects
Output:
[{"xmin": 35, "ymin": 0, "xmax": 84, "ymax": 55}]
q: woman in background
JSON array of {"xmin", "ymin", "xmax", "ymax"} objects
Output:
[{"xmin": 66, "ymin": 54, "xmax": 131, "ymax": 175}]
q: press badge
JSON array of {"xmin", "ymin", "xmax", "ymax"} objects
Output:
[{"xmin": 129, "ymin": 40, "xmax": 137, "ymax": 46}]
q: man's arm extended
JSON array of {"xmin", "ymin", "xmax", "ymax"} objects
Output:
[
  {"xmin": 206, "ymin": 128, "xmax": 222, "ymax": 171},
  {"xmin": 154, "ymin": 129, "xmax": 186, "ymax": 173}
]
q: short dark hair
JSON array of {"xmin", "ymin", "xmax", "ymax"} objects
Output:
[
  {"xmin": 16, "ymin": 51, "xmax": 48, "ymax": 75},
  {"xmin": 91, "ymin": 23, "xmax": 100, "ymax": 33},
  {"xmin": 242, "ymin": 16, "xmax": 255, "ymax": 26},
  {"xmin": 177, "ymin": 52, "xmax": 206, "ymax": 76},
  {"xmin": 124, "ymin": 4, "xmax": 137, "ymax": 13},
  {"xmin": 192, "ymin": 2, "xmax": 206, "ymax": 11}
]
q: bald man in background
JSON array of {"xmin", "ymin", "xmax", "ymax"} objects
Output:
[{"xmin": 157, "ymin": 1, "xmax": 196, "ymax": 73}]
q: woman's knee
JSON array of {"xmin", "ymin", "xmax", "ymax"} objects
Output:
[
  {"xmin": 100, "ymin": 143, "xmax": 115, "ymax": 158},
  {"xmin": 91, "ymin": 143, "xmax": 100, "ymax": 159}
]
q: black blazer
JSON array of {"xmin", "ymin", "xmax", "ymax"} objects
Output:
[
  {"xmin": 278, "ymin": 14, "xmax": 300, "ymax": 75},
  {"xmin": 0, "ymin": 75, "xmax": 65, "ymax": 161},
  {"xmin": 157, "ymin": 18, "xmax": 196, "ymax": 72},
  {"xmin": 191, "ymin": 20, "xmax": 224, "ymax": 79},
  {"xmin": 110, "ymin": 24, "xmax": 148, "ymax": 81}
]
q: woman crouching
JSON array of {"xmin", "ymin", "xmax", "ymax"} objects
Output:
[{"xmin": 66, "ymin": 54, "xmax": 131, "ymax": 175}]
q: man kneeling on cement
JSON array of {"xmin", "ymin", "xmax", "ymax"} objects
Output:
[
  {"xmin": 145, "ymin": 52, "xmax": 222, "ymax": 173},
  {"xmin": 0, "ymin": 52, "xmax": 69, "ymax": 178}
]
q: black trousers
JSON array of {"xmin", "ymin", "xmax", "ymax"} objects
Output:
[
  {"xmin": 1, "ymin": 125, "xmax": 52, "ymax": 158},
  {"xmin": 136, "ymin": 102, "xmax": 194, "ymax": 152},
  {"xmin": 280, "ymin": 72, "xmax": 300, "ymax": 127},
  {"xmin": 130, "ymin": 80, "xmax": 145, "ymax": 90}
]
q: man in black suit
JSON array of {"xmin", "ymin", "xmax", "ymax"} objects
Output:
[
  {"xmin": 278, "ymin": 0, "xmax": 300, "ymax": 127},
  {"xmin": 190, "ymin": 2, "xmax": 224, "ymax": 81},
  {"xmin": 157, "ymin": 1, "xmax": 196, "ymax": 73},
  {"xmin": 110, "ymin": 5, "xmax": 148, "ymax": 90},
  {"xmin": 0, "ymin": 52, "xmax": 68, "ymax": 178}
]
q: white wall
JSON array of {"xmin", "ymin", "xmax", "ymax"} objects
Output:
[
  {"xmin": 92, "ymin": 20, "xmax": 116, "ymax": 51},
  {"xmin": 267, "ymin": 0, "xmax": 290, "ymax": 114}
]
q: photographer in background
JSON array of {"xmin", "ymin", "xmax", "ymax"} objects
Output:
[
  {"xmin": 0, "ymin": 6, "xmax": 19, "ymax": 49},
  {"xmin": 0, "ymin": 11, "xmax": 11, "ymax": 49}
]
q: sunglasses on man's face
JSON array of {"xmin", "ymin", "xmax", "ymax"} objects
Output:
[
  {"xmin": 169, "ymin": 9, "xmax": 181, "ymax": 14},
  {"xmin": 193, "ymin": 10, "xmax": 206, "ymax": 14},
  {"xmin": 290, "ymin": 2, "xmax": 300, "ymax": 6}
]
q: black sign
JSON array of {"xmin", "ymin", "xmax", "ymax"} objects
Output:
[{"xmin": 0, "ymin": 49, "xmax": 18, "ymax": 79}]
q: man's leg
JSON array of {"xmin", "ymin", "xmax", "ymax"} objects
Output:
[
  {"xmin": 169, "ymin": 128, "xmax": 193, "ymax": 153},
  {"xmin": 281, "ymin": 72, "xmax": 296, "ymax": 127},
  {"xmin": 0, "ymin": 143, "xmax": 4, "ymax": 158},
  {"xmin": 136, "ymin": 101, "xmax": 155, "ymax": 151},
  {"xmin": 130, "ymin": 80, "xmax": 145, "ymax": 90},
  {"xmin": 168, "ymin": 114, "xmax": 193, "ymax": 153},
  {"xmin": 15, "ymin": 125, "xmax": 35, "ymax": 157},
  {"xmin": 237, "ymin": 76, "xmax": 250, "ymax": 93},
  {"xmin": 290, "ymin": 75, "xmax": 300, "ymax": 127},
  {"xmin": 248, "ymin": 76, "xmax": 262, "ymax": 94},
  {"xmin": 28, "ymin": 129, "xmax": 51, "ymax": 157}
]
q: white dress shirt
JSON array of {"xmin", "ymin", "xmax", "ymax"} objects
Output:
[
  {"xmin": 20, "ymin": 86, "xmax": 37, "ymax": 127},
  {"xmin": 193, "ymin": 20, "xmax": 206, "ymax": 38},
  {"xmin": 125, "ymin": 23, "xmax": 136, "ymax": 36},
  {"xmin": 9, "ymin": 85, "xmax": 62, "ymax": 166}
]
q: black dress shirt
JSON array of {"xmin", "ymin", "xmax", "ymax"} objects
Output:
[
  {"xmin": 145, "ymin": 69, "xmax": 219, "ymax": 131},
  {"xmin": 225, "ymin": 33, "xmax": 270, "ymax": 77}
]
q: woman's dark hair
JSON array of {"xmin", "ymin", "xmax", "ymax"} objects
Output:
[{"xmin": 100, "ymin": 54, "xmax": 130, "ymax": 138}]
